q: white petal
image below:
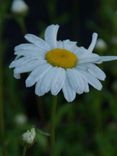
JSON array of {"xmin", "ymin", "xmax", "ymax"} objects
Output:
[
  {"xmin": 14, "ymin": 60, "xmax": 39, "ymax": 73},
  {"xmin": 9, "ymin": 57, "xmax": 32, "ymax": 68},
  {"xmin": 51, "ymin": 68, "xmax": 66, "ymax": 95},
  {"xmin": 25, "ymin": 62, "xmax": 51, "ymax": 87},
  {"xmin": 24, "ymin": 34, "xmax": 50, "ymax": 50},
  {"xmin": 15, "ymin": 43, "xmax": 39, "ymax": 52},
  {"xmin": 79, "ymin": 70, "xmax": 102, "ymax": 90},
  {"xmin": 44, "ymin": 24, "xmax": 59, "ymax": 48},
  {"xmin": 73, "ymin": 47, "xmax": 86, "ymax": 57},
  {"xmin": 62, "ymin": 76, "xmax": 76, "ymax": 102},
  {"xmin": 13, "ymin": 70, "xmax": 21, "ymax": 79},
  {"xmin": 76, "ymin": 64, "xmax": 88, "ymax": 71},
  {"xmin": 35, "ymin": 68, "xmax": 55, "ymax": 96},
  {"xmin": 63, "ymin": 40, "xmax": 77, "ymax": 51},
  {"xmin": 35, "ymin": 78, "xmax": 43, "ymax": 96},
  {"xmin": 14, "ymin": 43, "xmax": 43, "ymax": 57},
  {"xmin": 88, "ymin": 64, "xmax": 106, "ymax": 81},
  {"xmin": 88, "ymin": 33, "xmax": 98, "ymax": 52},
  {"xmin": 84, "ymin": 81, "xmax": 89, "ymax": 93},
  {"xmin": 100, "ymin": 56, "xmax": 117, "ymax": 62},
  {"xmin": 77, "ymin": 71, "xmax": 89, "ymax": 93},
  {"xmin": 67, "ymin": 69, "xmax": 85, "ymax": 94},
  {"xmin": 15, "ymin": 49, "xmax": 40, "ymax": 58},
  {"xmin": 79, "ymin": 53, "xmax": 100, "ymax": 64},
  {"xmin": 57, "ymin": 41, "xmax": 64, "ymax": 48}
]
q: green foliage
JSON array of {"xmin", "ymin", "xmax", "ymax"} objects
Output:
[{"xmin": 0, "ymin": 0, "xmax": 117, "ymax": 155}]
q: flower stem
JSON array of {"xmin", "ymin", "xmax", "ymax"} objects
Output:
[
  {"xmin": 50, "ymin": 96, "xmax": 57, "ymax": 156},
  {"xmin": 0, "ymin": 72, "xmax": 4, "ymax": 135},
  {"xmin": 23, "ymin": 146, "xmax": 27, "ymax": 156},
  {"xmin": 15, "ymin": 16, "xmax": 27, "ymax": 35},
  {"xmin": 0, "ymin": 44, "xmax": 6, "ymax": 156}
]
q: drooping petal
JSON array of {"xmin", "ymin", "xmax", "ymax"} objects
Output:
[
  {"xmin": 44, "ymin": 24, "xmax": 59, "ymax": 48},
  {"xmin": 35, "ymin": 68, "xmax": 55, "ymax": 96},
  {"xmin": 25, "ymin": 34, "xmax": 50, "ymax": 50},
  {"xmin": 77, "ymin": 71, "xmax": 89, "ymax": 93},
  {"xmin": 67, "ymin": 69, "xmax": 85, "ymax": 94},
  {"xmin": 35, "ymin": 78, "xmax": 43, "ymax": 96},
  {"xmin": 79, "ymin": 70, "xmax": 102, "ymax": 90},
  {"xmin": 51, "ymin": 68, "xmax": 66, "ymax": 95},
  {"xmin": 88, "ymin": 64, "xmax": 106, "ymax": 81},
  {"xmin": 88, "ymin": 33, "xmax": 98, "ymax": 52},
  {"xmin": 9, "ymin": 57, "xmax": 34, "ymax": 68},
  {"xmin": 62, "ymin": 76, "xmax": 76, "ymax": 102},
  {"xmin": 25, "ymin": 61, "xmax": 51, "ymax": 87},
  {"xmin": 14, "ymin": 60, "xmax": 39, "ymax": 73},
  {"xmin": 83, "ymin": 80, "xmax": 89, "ymax": 93}
]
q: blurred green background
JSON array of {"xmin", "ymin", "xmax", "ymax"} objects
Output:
[{"xmin": 0, "ymin": 0, "xmax": 117, "ymax": 155}]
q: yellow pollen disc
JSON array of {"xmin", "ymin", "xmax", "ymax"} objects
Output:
[{"xmin": 45, "ymin": 48, "xmax": 78, "ymax": 68}]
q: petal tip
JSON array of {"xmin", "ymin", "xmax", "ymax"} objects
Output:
[
  {"xmin": 93, "ymin": 32, "xmax": 98, "ymax": 38},
  {"xmin": 25, "ymin": 79, "xmax": 32, "ymax": 88}
]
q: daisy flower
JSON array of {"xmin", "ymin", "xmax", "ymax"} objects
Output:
[
  {"xmin": 9, "ymin": 24, "xmax": 117, "ymax": 102},
  {"xmin": 22, "ymin": 128, "xmax": 36, "ymax": 144}
]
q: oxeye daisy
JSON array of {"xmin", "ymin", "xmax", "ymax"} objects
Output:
[{"xmin": 9, "ymin": 24, "xmax": 117, "ymax": 102}]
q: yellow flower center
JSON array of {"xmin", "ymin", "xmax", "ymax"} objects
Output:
[{"xmin": 45, "ymin": 48, "xmax": 78, "ymax": 69}]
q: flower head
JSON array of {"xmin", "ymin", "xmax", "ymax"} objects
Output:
[
  {"xmin": 95, "ymin": 38, "xmax": 107, "ymax": 50},
  {"xmin": 22, "ymin": 128, "xmax": 36, "ymax": 145},
  {"xmin": 9, "ymin": 25, "xmax": 117, "ymax": 102},
  {"xmin": 14, "ymin": 113, "xmax": 27, "ymax": 126},
  {"xmin": 11, "ymin": 0, "xmax": 28, "ymax": 14}
]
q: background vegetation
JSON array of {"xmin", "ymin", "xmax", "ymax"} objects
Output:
[{"xmin": 0, "ymin": 0, "xmax": 117, "ymax": 155}]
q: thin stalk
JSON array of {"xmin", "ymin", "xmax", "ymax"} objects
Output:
[
  {"xmin": 0, "ymin": 39, "xmax": 6, "ymax": 156},
  {"xmin": 50, "ymin": 96, "xmax": 57, "ymax": 156},
  {"xmin": 15, "ymin": 16, "xmax": 27, "ymax": 35},
  {"xmin": 0, "ymin": 61, "xmax": 4, "ymax": 135},
  {"xmin": 23, "ymin": 146, "xmax": 27, "ymax": 156}
]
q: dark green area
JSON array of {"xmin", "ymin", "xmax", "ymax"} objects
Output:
[{"xmin": 0, "ymin": 0, "xmax": 117, "ymax": 155}]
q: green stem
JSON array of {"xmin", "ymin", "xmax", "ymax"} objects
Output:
[
  {"xmin": 23, "ymin": 146, "xmax": 27, "ymax": 156},
  {"xmin": 15, "ymin": 16, "xmax": 27, "ymax": 35},
  {"xmin": 0, "ymin": 71, "xmax": 4, "ymax": 136},
  {"xmin": 18, "ymin": 17, "xmax": 27, "ymax": 35},
  {"xmin": 0, "ymin": 43, "xmax": 6, "ymax": 156},
  {"xmin": 50, "ymin": 96, "xmax": 57, "ymax": 156}
]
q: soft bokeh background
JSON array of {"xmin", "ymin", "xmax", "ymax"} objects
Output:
[{"xmin": 0, "ymin": 0, "xmax": 117, "ymax": 155}]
